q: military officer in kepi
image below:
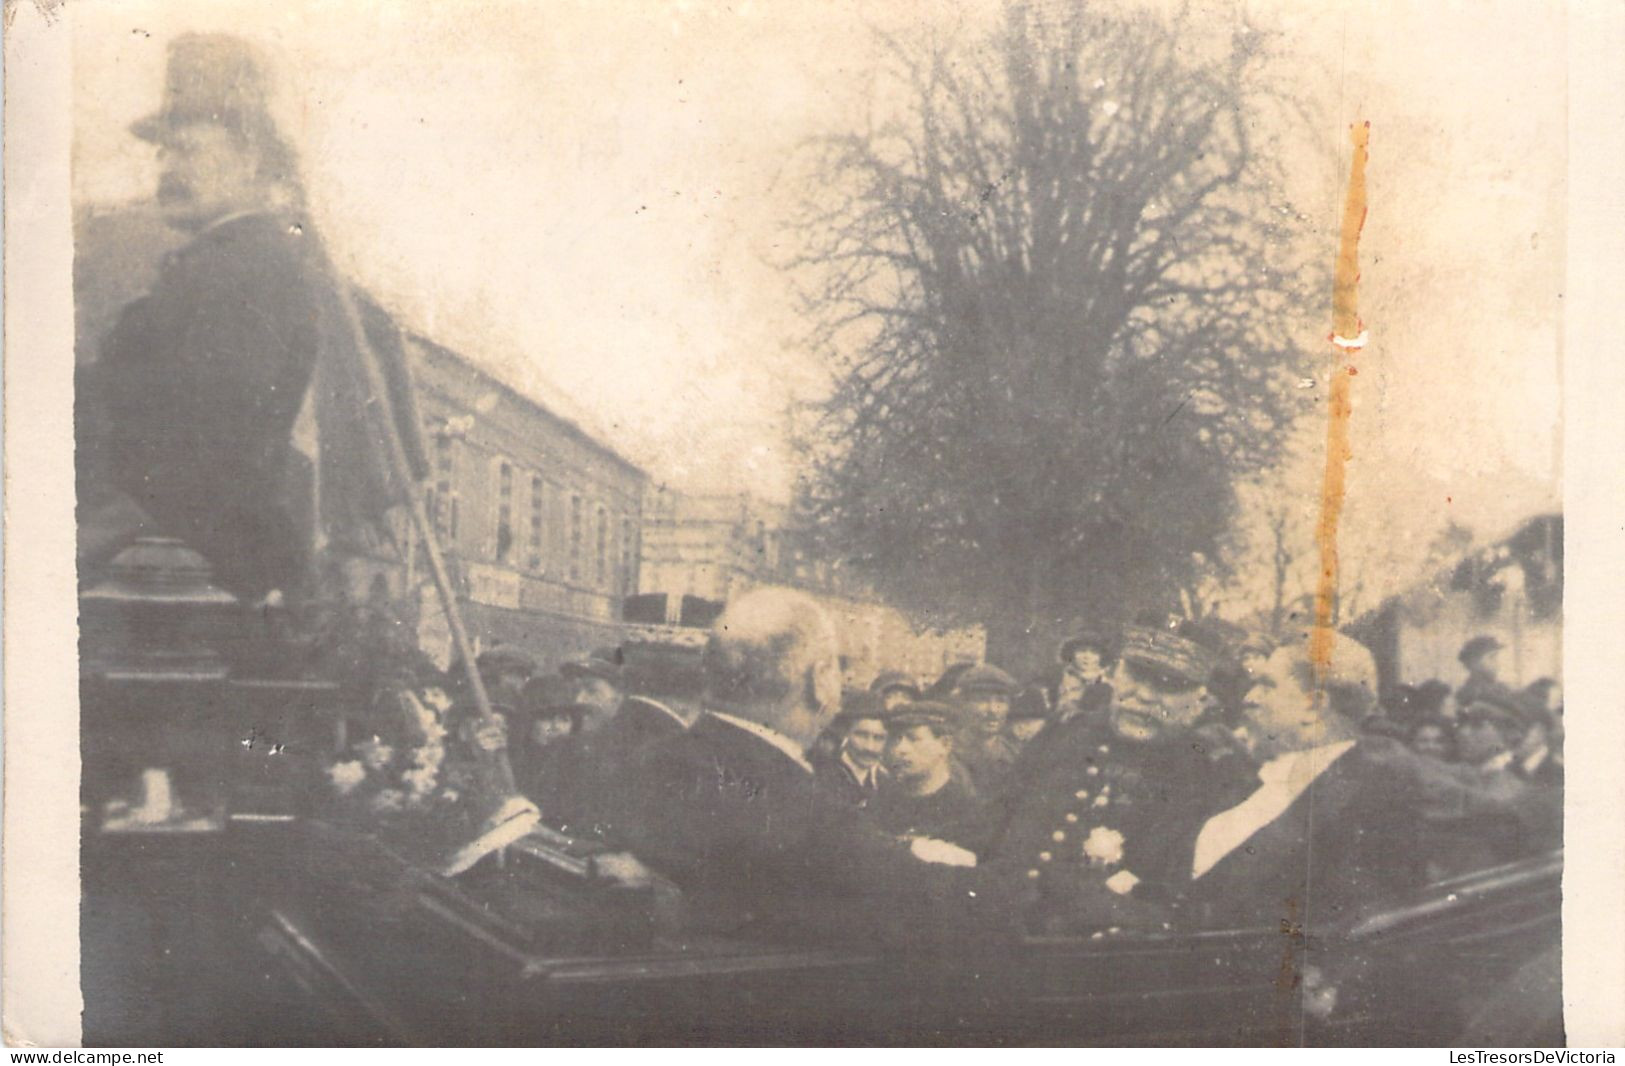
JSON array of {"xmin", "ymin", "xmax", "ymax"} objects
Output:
[{"xmin": 988, "ymin": 625, "xmax": 1256, "ymax": 936}]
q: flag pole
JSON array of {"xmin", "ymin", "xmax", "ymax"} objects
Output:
[{"xmin": 314, "ymin": 242, "xmax": 538, "ymax": 870}]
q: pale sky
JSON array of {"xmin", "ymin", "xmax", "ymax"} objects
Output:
[{"xmin": 71, "ymin": 0, "xmax": 1566, "ymax": 611}]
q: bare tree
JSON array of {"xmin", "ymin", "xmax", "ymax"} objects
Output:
[{"xmin": 790, "ymin": 1, "xmax": 1315, "ymax": 666}]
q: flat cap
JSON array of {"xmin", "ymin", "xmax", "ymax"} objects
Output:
[
  {"xmin": 883, "ymin": 699, "xmax": 963, "ymax": 733},
  {"xmin": 1458, "ymin": 635, "xmax": 1504, "ymax": 665},
  {"xmin": 955, "ymin": 663, "xmax": 1018, "ymax": 696},
  {"xmin": 1059, "ymin": 628, "xmax": 1116, "ymax": 664},
  {"xmin": 869, "ymin": 670, "xmax": 921, "ymax": 699}
]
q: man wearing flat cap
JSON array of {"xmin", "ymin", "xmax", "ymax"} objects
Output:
[
  {"xmin": 868, "ymin": 670, "xmax": 922, "ymax": 712},
  {"xmin": 870, "ymin": 700, "xmax": 990, "ymax": 854},
  {"xmin": 952, "ymin": 662, "xmax": 1023, "ymax": 793},
  {"xmin": 988, "ymin": 625, "xmax": 1256, "ymax": 935},
  {"xmin": 1453, "ymin": 635, "xmax": 1518, "ymax": 717},
  {"xmin": 83, "ymin": 33, "xmax": 424, "ymax": 602}
]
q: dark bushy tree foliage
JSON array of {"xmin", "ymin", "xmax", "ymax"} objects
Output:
[{"xmin": 791, "ymin": 1, "xmax": 1315, "ymax": 664}]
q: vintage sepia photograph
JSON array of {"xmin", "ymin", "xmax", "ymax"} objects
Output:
[{"xmin": 11, "ymin": 0, "xmax": 1600, "ymax": 1047}]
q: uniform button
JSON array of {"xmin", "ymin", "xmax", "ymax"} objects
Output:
[
  {"xmin": 1052, "ymin": 830, "xmax": 1067, "ymax": 842},
  {"xmin": 1064, "ymin": 813, "xmax": 1079, "ymax": 824},
  {"xmin": 1038, "ymin": 851, "xmax": 1052, "ymax": 863},
  {"xmin": 1074, "ymin": 789, "xmax": 1090, "ymax": 800},
  {"xmin": 1026, "ymin": 868, "xmax": 1041, "ymax": 880}
]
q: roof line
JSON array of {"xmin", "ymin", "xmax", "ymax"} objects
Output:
[{"xmin": 407, "ymin": 330, "xmax": 646, "ymax": 480}]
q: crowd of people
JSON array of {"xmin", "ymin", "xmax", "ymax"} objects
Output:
[{"xmin": 394, "ymin": 588, "xmax": 1561, "ymax": 946}]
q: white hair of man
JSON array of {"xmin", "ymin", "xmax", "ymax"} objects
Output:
[{"xmin": 702, "ymin": 586, "xmax": 844, "ymax": 747}]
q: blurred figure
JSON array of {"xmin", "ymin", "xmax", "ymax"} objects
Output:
[
  {"xmin": 1007, "ymin": 683, "xmax": 1054, "ymax": 747},
  {"xmin": 952, "ymin": 663, "xmax": 1022, "ymax": 792},
  {"xmin": 1055, "ymin": 629, "xmax": 1115, "ymax": 726},
  {"xmin": 1409, "ymin": 714, "xmax": 1458, "ymax": 761},
  {"xmin": 810, "ymin": 692, "xmax": 888, "ymax": 807},
  {"xmin": 1456, "ymin": 698, "xmax": 1525, "ymax": 773},
  {"xmin": 607, "ymin": 588, "xmax": 999, "ymax": 944},
  {"xmin": 560, "ymin": 647, "xmax": 625, "ymax": 735},
  {"xmin": 872, "ymin": 700, "xmax": 988, "ymax": 853},
  {"xmin": 869, "ymin": 670, "xmax": 922, "ymax": 712},
  {"xmin": 1454, "ymin": 636, "xmax": 1516, "ymax": 714},
  {"xmin": 475, "ymin": 645, "xmax": 539, "ymax": 710},
  {"xmin": 923, "ymin": 661, "xmax": 976, "ymax": 700}
]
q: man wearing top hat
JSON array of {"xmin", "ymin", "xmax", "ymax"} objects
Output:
[
  {"xmin": 84, "ymin": 33, "xmax": 423, "ymax": 602},
  {"xmin": 988, "ymin": 625, "xmax": 1256, "ymax": 935}
]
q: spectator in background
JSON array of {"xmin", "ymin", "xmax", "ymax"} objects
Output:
[
  {"xmin": 952, "ymin": 663, "xmax": 1023, "ymax": 793},
  {"xmin": 872, "ymin": 700, "xmax": 990, "ymax": 854},
  {"xmin": 1454, "ymin": 636, "xmax": 1516, "ymax": 714},
  {"xmin": 560, "ymin": 647, "xmax": 625, "ymax": 735},
  {"xmin": 475, "ymin": 644, "xmax": 539, "ymax": 711},
  {"xmin": 1410, "ymin": 715, "xmax": 1458, "ymax": 762},
  {"xmin": 1007, "ymin": 683, "xmax": 1054, "ymax": 747},
  {"xmin": 924, "ymin": 661, "xmax": 976, "ymax": 700},
  {"xmin": 1456, "ymin": 698, "xmax": 1526, "ymax": 774},
  {"xmin": 811, "ymin": 692, "xmax": 889, "ymax": 808},
  {"xmin": 1055, "ymin": 630, "xmax": 1115, "ymax": 727},
  {"xmin": 869, "ymin": 670, "xmax": 922, "ymax": 712}
]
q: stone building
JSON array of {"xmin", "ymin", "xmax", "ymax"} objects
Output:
[{"xmin": 409, "ymin": 336, "xmax": 647, "ymax": 667}]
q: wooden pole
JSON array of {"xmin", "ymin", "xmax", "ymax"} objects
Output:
[{"xmin": 315, "ymin": 242, "xmax": 518, "ymax": 799}]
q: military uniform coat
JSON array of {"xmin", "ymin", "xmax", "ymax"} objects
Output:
[{"xmin": 988, "ymin": 718, "xmax": 1254, "ymax": 934}]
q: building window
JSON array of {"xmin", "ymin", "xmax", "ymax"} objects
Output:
[
  {"xmin": 495, "ymin": 461, "xmax": 514, "ymax": 562},
  {"xmin": 570, "ymin": 494, "xmax": 583, "ymax": 582},
  {"xmin": 620, "ymin": 516, "xmax": 634, "ymax": 596},
  {"xmin": 528, "ymin": 475, "xmax": 545, "ymax": 572},
  {"xmin": 595, "ymin": 505, "xmax": 608, "ymax": 586},
  {"xmin": 432, "ymin": 436, "xmax": 459, "ymax": 546}
]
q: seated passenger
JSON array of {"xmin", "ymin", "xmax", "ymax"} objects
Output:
[
  {"xmin": 1190, "ymin": 634, "xmax": 1543, "ymax": 930},
  {"xmin": 990, "ymin": 626, "xmax": 1256, "ymax": 935},
  {"xmin": 870, "ymin": 700, "xmax": 990, "ymax": 854},
  {"xmin": 605, "ymin": 587, "xmax": 1010, "ymax": 945},
  {"xmin": 809, "ymin": 692, "xmax": 888, "ymax": 807}
]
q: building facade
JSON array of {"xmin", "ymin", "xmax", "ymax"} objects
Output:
[
  {"xmin": 637, "ymin": 488, "xmax": 985, "ymax": 688},
  {"xmin": 409, "ymin": 336, "xmax": 647, "ymax": 668}
]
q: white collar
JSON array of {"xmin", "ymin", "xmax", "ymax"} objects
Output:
[
  {"xmin": 1191, "ymin": 739, "xmax": 1356, "ymax": 880},
  {"xmin": 840, "ymin": 749, "xmax": 882, "ymax": 787},
  {"xmin": 708, "ymin": 712, "xmax": 815, "ymax": 774}
]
